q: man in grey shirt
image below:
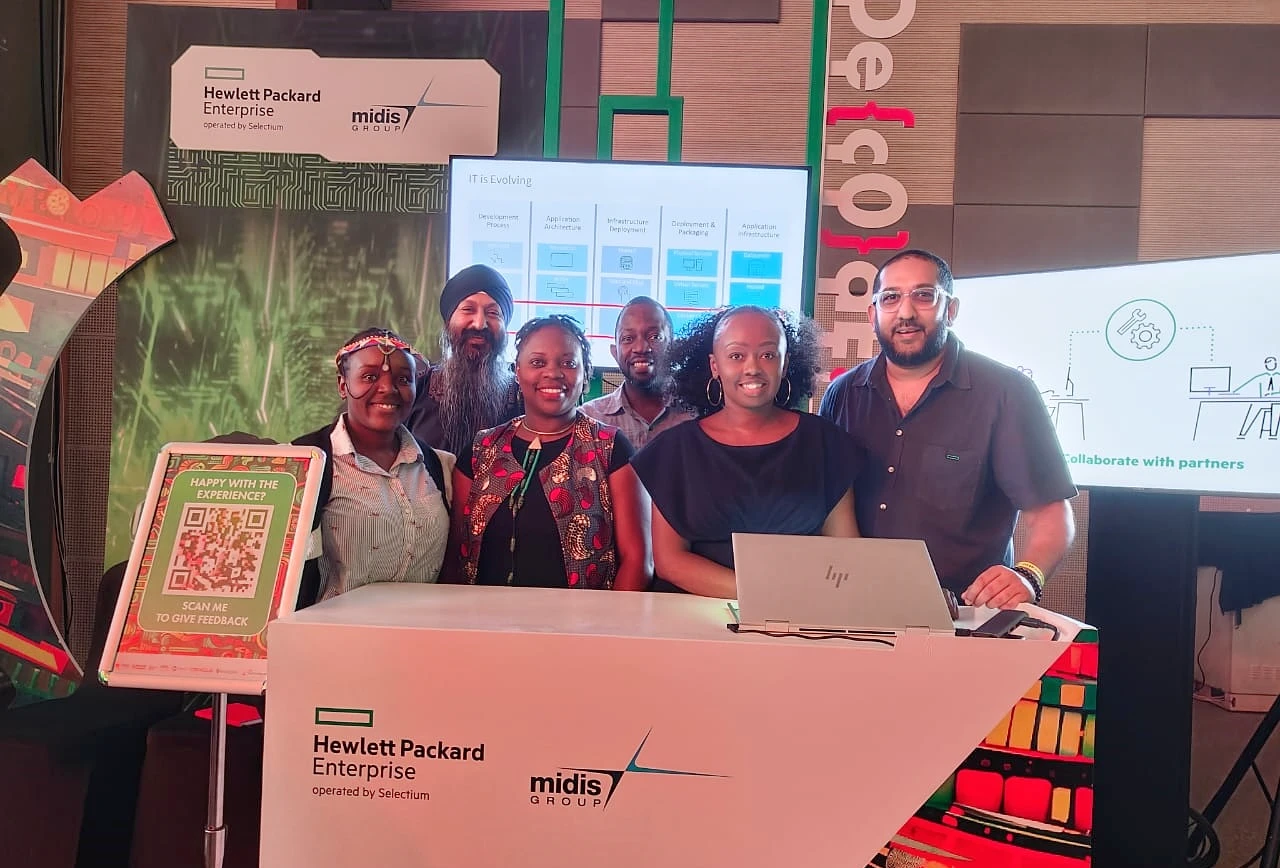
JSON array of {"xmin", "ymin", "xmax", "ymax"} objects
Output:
[
  {"xmin": 820, "ymin": 249, "xmax": 1077, "ymax": 609},
  {"xmin": 582, "ymin": 297, "xmax": 692, "ymax": 448}
]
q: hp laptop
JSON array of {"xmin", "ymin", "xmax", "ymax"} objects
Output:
[{"xmin": 730, "ymin": 533, "xmax": 956, "ymax": 635}]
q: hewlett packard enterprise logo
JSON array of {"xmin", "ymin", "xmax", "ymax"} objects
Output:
[
  {"xmin": 309, "ymin": 706, "xmax": 483, "ymax": 804},
  {"xmin": 529, "ymin": 729, "xmax": 726, "ymax": 810}
]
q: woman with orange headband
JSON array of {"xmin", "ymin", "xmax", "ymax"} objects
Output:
[{"xmin": 293, "ymin": 328, "xmax": 453, "ymax": 606}]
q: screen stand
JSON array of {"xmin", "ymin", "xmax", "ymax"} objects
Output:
[
  {"xmin": 1084, "ymin": 489, "xmax": 1198, "ymax": 867},
  {"xmin": 204, "ymin": 693, "xmax": 228, "ymax": 868}
]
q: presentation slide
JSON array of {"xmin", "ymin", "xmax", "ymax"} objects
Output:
[
  {"xmin": 447, "ymin": 157, "xmax": 810, "ymax": 365},
  {"xmin": 955, "ymin": 252, "xmax": 1280, "ymax": 497}
]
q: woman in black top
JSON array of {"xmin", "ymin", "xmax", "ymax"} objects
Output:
[{"xmin": 631, "ymin": 306, "xmax": 863, "ymax": 597}]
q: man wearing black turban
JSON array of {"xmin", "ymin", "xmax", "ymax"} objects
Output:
[{"xmin": 407, "ymin": 264, "xmax": 523, "ymax": 456}]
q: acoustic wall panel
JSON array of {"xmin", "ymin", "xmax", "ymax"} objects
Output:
[
  {"xmin": 1147, "ymin": 25, "xmax": 1280, "ymax": 117},
  {"xmin": 959, "ymin": 25, "xmax": 1147, "ymax": 115},
  {"xmin": 954, "ymin": 115, "xmax": 1143, "ymax": 207}
]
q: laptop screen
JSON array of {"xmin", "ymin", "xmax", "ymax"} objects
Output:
[{"xmin": 731, "ymin": 534, "xmax": 955, "ymax": 633}]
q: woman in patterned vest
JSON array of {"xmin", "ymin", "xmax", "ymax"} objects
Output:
[{"xmin": 443, "ymin": 315, "xmax": 651, "ymax": 590}]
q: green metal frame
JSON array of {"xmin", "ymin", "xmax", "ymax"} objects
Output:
[
  {"xmin": 577, "ymin": 0, "xmax": 834, "ymax": 314},
  {"xmin": 596, "ymin": 95, "xmax": 685, "ymax": 161},
  {"xmin": 543, "ymin": 0, "xmax": 565, "ymax": 157},
  {"xmin": 802, "ymin": 0, "xmax": 832, "ymax": 317},
  {"xmin": 596, "ymin": 0, "xmax": 681, "ymax": 161},
  {"xmin": 655, "ymin": 0, "xmax": 674, "ymax": 97}
]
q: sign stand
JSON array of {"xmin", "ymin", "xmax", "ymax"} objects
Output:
[
  {"xmin": 205, "ymin": 693, "xmax": 229, "ymax": 868},
  {"xmin": 97, "ymin": 442, "xmax": 325, "ymax": 868}
]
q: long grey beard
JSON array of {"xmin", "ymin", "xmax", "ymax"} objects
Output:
[{"xmin": 437, "ymin": 351, "xmax": 514, "ymax": 456}]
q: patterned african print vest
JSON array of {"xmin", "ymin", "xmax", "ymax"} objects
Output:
[{"xmin": 459, "ymin": 412, "xmax": 618, "ymax": 589}]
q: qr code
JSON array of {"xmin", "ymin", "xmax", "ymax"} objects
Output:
[{"xmin": 161, "ymin": 504, "xmax": 273, "ymax": 597}]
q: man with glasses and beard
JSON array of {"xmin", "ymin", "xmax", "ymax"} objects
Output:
[
  {"xmin": 819, "ymin": 249, "xmax": 1077, "ymax": 611},
  {"xmin": 407, "ymin": 264, "xmax": 523, "ymax": 456},
  {"xmin": 582, "ymin": 296, "xmax": 693, "ymax": 447}
]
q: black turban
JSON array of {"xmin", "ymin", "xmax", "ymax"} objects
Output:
[{"xmin": 438, "ymin": 264, "xmax": 513, "ymax": 325}]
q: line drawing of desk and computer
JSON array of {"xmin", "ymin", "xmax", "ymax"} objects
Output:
[
  {"xmin": 1189, "ymin": 365, "xmax": 1280, "ymax": 441},
  {"xmin": 1020, "ymin": 366, "xmax": 1088, "ymax": 441}
]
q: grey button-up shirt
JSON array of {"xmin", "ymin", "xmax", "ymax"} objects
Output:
[{"xmin": 581, "ymin": 384, "xmax": 693, "ymax": 449}]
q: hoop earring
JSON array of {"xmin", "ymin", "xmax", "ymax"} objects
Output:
[
  {"xmin": 775, "ymin": 376, "xmax": 792, "ymax": 407},
  {"xmin": 705, "ymin": 377, "xmax": 724, "ymax": 407}
]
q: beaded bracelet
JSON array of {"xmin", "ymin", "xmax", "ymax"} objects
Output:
[{"xmin": 1012, "ymin": 561, "xmax": 1045, "ymax": 603}]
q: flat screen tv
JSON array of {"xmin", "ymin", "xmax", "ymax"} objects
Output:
[
  {"xmin": 447, "ymin": 156, "xmax": 811, "ymax": 366},
  {"xmin": 954, "ymin": 252, "xmax": 1280, "ymax": 496}
]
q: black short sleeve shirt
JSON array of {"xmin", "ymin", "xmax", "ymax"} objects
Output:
[{"xmin": 818, "ymin": 334, "xmax": 1077, "ymax": 593}]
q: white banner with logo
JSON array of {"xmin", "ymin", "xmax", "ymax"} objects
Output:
[{"xmin": 170, "ymin": 46, "xmax": 500, "ymax": 164}]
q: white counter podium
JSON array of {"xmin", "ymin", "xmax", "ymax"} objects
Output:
[{"xmin": 261, "ymin": 583, "xmax": 1085, "ymax": 868}]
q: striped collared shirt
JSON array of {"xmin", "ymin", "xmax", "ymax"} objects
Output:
[
  {"xmin": 317, "ymin": 416, "xmax": 449, "ymax": 601},
  {"xmin": 581, "ymin": 384, "xmax": 693, "ymax": 448}
]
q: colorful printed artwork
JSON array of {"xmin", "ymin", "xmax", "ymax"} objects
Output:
[
  {"xmin": 0, "ymin": 159, "xmax": 173, "ymax": 699},
  {"xmin": 873, "ymin": 631, "xmax": 1099, "ymax": 867}
]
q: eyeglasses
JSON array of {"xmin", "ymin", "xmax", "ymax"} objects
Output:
[{"xmin": 872, "ymin": 287, "xmax": 946, "ymax": 311}]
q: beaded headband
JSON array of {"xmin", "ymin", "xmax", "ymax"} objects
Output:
[{"xmin": 334, "ymin": 332, "xmax": 426, "ymax": 374}]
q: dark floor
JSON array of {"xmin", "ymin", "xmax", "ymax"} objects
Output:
[{"xmin": 1190, "ymin": 699, "xmax": 1280, "ymax": 867}]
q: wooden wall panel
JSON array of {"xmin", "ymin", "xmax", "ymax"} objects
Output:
[
  {"xmin": 393, "ymin": 0, "xmax": 602, "ymax": 17},
  {"xmin": 393, "ymin": 0, "xmax": 546, "ymax": 8},
  {"xmin": 560, "ymin": 105, "xmax": 599, "ymax": 157},
  {"xmin": 1147, "ymin": 25, "xmax": 1280, "ymax": 117},
  {"xmin": 1201, "ymin": 497, "xmax": 1280, "ymax": 513},
  {"xmin": 819, "ymin": 204, "xmax": 954, "ymax": 279},
  {"xmin": 952, "ymin": 205, "xmax": 1138, "ymax": 277},
  {"xmin": 63, "ymin": 0, "xmax": 275, "ymax": 200},
  {"xmin": 958, "ymin": 24, "xmax": 1147, "ymax": 115},
  {"xmin": 562, "ymin": 17, "xmax": 603, "ymax": 107},
  {"xmin": 1139, "ymin": 119, "xmax": 1280, "ymax": 261},
  {"xmin": 823, "ymin": 2, "xmax": 1280, "ymax": 207},
  {"xmin": 602, "ymin": 0, "xmax": 778, "ymax": 22},
  {"xmin": 954, "ymin": 114, "xmax": 1143, "ymax": 207},
  {"xmin": 823, "ymin": 11, "xmax": 962, "ymax": 206},
  {"xmin": 600, "ymin": 21, "xmax": 658, "ymax": 94},
  {"xmin": 611, "ymin": 113, "xmax": 668, "ymax": 161},
  {"xmin": 601, "ymin": 0, "xmax": 811, "ymax": 166}
]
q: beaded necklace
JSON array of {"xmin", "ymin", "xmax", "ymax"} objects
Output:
[{"xmin": 505, "ymin": 417, "xmax": 575, "ymax": 585}]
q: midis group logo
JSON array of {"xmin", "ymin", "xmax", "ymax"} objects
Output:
[
  {"xmin": 529, "ymin": 730, "xmax": 725, "ymax": 810},
  {"xmin": 351, "ymin": 105, "xmax": 410, "ymax": 133},
  {"xmin": 351, "ymin": 79, "xmax": 482, "ymax": 134}
]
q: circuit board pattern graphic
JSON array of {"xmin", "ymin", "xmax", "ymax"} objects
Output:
[{"xmin": 164, "ymin": 148, "xmax": 448, "ymax": 213}]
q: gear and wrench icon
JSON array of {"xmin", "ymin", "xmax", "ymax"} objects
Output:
[
  {"xmin": 1105, "ymin": 298, "xmax": 1177, "ymax": 361},
  {"xmin": 1130, "ymin": 323, "xmax": 1162, "ymax": 350}
]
